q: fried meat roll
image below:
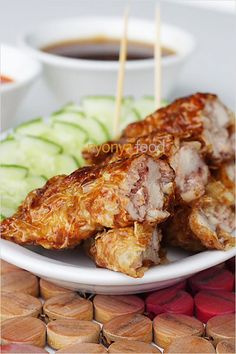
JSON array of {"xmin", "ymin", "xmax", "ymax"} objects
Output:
[
  {"xmin": 82, "ymin": 132, "xmax": 177, "ymax": 165},
  {"xmin": 82, "ymin": 140, "xmax": 116, "ymax": 165},
  {"xmin": 0, "ymin": 154, "xmax": 174, "ymax": 249},
  {"xmin": 122, "ymin": 93, "xmax": 234, "ymax": 165},
  {"xmin": 168, "ymin": 141, "xmax": 209, "ymax": 203},
  {"xmin": 164, "ymin": 183, "xmax": 235, "ymax": 251},
  {"xmin": 84, "ymin": 132, "xmax": 209, "ymax": 203},
  {"xmin": 215, "ymin": 160, "xmax": 235, "ymax": 194},
  {"xmin": 86, "ymin": 223, "xmax": 163, "ymax": 278}
]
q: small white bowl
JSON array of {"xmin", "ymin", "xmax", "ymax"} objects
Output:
[
  {"xmin": 20, "ymin": 17, "xmax": 195, "ymax": 103},
  {"xmin": 1, "ymin": 44, "xmax": 41, "ymax": 131}
]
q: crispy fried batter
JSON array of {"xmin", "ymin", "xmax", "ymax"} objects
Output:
[
  {"xmin": 84, "ymin": 132, "xmax": 209, "ymax": 203},
  {"xmin": 86, "ymin": 223, "xmax": 163, "ymax": 278},
  {"xmin": 163, "ymin": 206, "xmax": 205, "ymax": 252},
  {"xmin": 164, "ymin": 182, "xmax": 235, "ymax": 252},
  {"xmin": 82, "ymin": 140, "xmax": 116, "ymax": 165},
  {"xmin": 206, "ymin": 179, "xmax": 235, "ymax": 206},
  {"xmin": 112, "ymin": 137, "xmax": 210, "ymax": 203},
  {"xmin": 82, "ymin": 132, "xmax": 177, "ymax": 166},
  {"xmin": 189, "ymin": 195, "xmax": 235, "ymax": 250},
  {"xmin": 0, "ymin": 155, "xmax": 174, "ymax": 249},
  {"xmin": 215, "ymin": 160, "xmax": 235, "ymax": 195},
  {"xmin": 122, "ymin": 93, "xmax": 234, "ymax": 165}
]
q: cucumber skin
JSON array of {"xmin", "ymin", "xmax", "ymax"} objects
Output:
[{"xmin": 0, "ymin": 96, "xmax": 168, "ymax": 218}]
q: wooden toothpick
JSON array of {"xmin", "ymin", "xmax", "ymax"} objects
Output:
[
  {"xmin": 154, "ymin": 5, "xmax": 162, "ymax": 109},
  {"xmin": 113, "ymin": 7, "xmax": 129, "ymax": 138}
]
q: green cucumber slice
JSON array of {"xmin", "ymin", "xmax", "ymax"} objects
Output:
[
  {"xmin": 0, "ymin": 174, "xmax": 46, "ymax": 217},
  {"xmin": 54, "ymin": 103, "xmax": 85, "ymax": 115},
  {"xmin": 19, "ymin": 136, "xmax": 63, "ymax": 178},
  {"xmin": 51, "ymin": 111, "xmax": 85, "ymax": 124},
  {"xmin": 81, "ymin": 96, "xmax": 139, "ymax": 138},
  {"xmin": 81, "ymin": 96, "xmax": 115, "ymax": 131},
  {"xmin": 0, "ymin": 138, "xmax": 21, "ymax": 165},
  {"xmin": 51, "ymin": 112, "xmax": 109, "ymax": 144},
  {"xmin": 133, "ymin": 97, "xmax": 168, "ymax": 118},
  {"xmin": 48, "ymin": 121, "xmax": 88, "ymax": 162},
  {"xmin": 54, "ymin": 154, "xmax": 78, "ymax": 174},
  {"xmin": 25, "ymin": 175, "xmax": 47, "ymax": 192},
  {"xmin": 0, "ymin": 136, "xmax": 64, "ymax": 179},
  {"xmin": 14, "ymin": 118, "xmax": 49, "ymax": 137},
  {"xmin": 19, "ymin": 135, "xmax": 62, "ymax": 155},
  {"xmin": 1, "ymin": 206, "xmax": 15, "ymax": 218},
  {"xmin": 1, "ymin": 195, "xmax": 20, "ymax": 209},
  {"xmin": 0, "ymin": 165, "xmax": 28, "ymax": 181}
]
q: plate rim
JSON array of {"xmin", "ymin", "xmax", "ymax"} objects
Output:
[
  {"xmin": 1, "ymin": 122, "xmax": 235, "ymax": 288},
  {"xmin": 1, "ymin": 239, "xmax": 235, "ymax": 286}
]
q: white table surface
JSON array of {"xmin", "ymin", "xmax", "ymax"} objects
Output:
[{"xmin": 0, "ymin": 0, "xmax": 235, "ymax": 126}]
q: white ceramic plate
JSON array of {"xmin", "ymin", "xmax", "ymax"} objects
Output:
[
  {"xmin": 1, "ymin": 238, "xmax": 235, "ymax": 294},
  {"xmin": 1, "ymin": 127, "xmax": 235, "ymax": 294}
]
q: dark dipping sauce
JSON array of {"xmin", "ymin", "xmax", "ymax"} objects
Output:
[
  {"xmin": 0, "ymin": 75, "xmax": 14, "ymax": 84},
  {"xmin": 42, "ymin": 36, "xmax": 175, "ymax": 61}
]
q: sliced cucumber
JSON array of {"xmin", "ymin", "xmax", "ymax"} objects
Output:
[
  {"xmin": 48, "ymin": 121, "xmax": 88, "ymax": 163},
  {"xmin": 0, "ymin": 174, "xmax": 46, "ymax": 217},
  {"xmin": 19, "ymin": 135, "xmax": 62, "ymax": 155},
  {"xmin": 50, "ymin": 121, "xmax": 88, "ymax": 145},
  {"xmin": 0, "ymin": 133, "xmax": 79, "ymax": 179},
  {"xmin": 81, "ymin": 96, "xmax": 115, "ymax": 134},
  {"xmin": 0, "ymin": 136, "xmax": 64, "ymax": 179},
  {"xmin": 0, "ymin": 165, "xmax": 28, "ymax": 181},
  {"xmin": 54, "ymin": 154, "xmax": 78, "ymax": 174},
  {"xmin": 25, "ymin": 175, "xmax": 47, "ymax": 192},
  {"xmin": 1, "ymin": 175, "xmax": 45, "ymax": 199},
  {"xmin": 133, "ymin": 97, "xmax": 168, "ymax": 118},
  {"xmin": 54, "ymin": 103, "xmax": 85, "ymax": 115},
  {"xmin": 14, "ymin": 118, "xmax": 49, "ymax": 137},
  {"xmin": 119, "ymin": 107, "xmax": 140, "ymax": 132},
  {"xmin": 81, "ymin": 96, "xmax": 140, "ymax": 138},
  {"xmin": 51, "ymin": 111, "xmax": 85, "ymax": 124},
  {"xmin": 122, "ymin": 96, "xmax": 135, "ymax": 106},
  {"xmin": 1, "ymin": 195, "xmax": 19, "ymax": 209},
  {"xmin": 62, "ymin": 103, "xmax": 85, "ymax": 114},
  {"xmin": 1, "ymin": 205, "xmax": 15, "ymax": 218},
  {"xmin": 0, "ymin": 138, "xmax": 21, "ymax": 165},
  {"xmin": 51, "ymin": 112, "xmax": 109, "ymax": 144},
  {"xmin": 19, "ymin": 136, "xmax": 63, "ymax": 178}
]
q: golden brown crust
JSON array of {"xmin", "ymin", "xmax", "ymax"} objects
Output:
[
  {"xmin": 164, "ymin": 190, "xmax": 235, "ymax": 252},
  {"xmin": 86, "ymin": 223, "xmax": 162, "ymax": 278},
  {"xmin": 205, "ymin": 179, "xmax": 235, "ymax": 206},
  {"xmin": 189, "ymin": 195, "xmax": 235, "ymax": 250},
  {"xmin": 83, "ymin": 132, "xmax": 178, "ymax": 166},
  {"xmin": 215, "ymin": 161, "xmax": 235, "ymax": 195},
  {"xmin": 82, "ymin": 140, "xmax": 116, "ymax": 165},
  {"xmin": 1, "ymin": 154, "xmax": 174, "ymax": 249},
  {"xmin": 122, "ymin": 93, "xmax": 234, "ymax": 165},
  {"xmin": 122, "ymin": 93, "xmax": 209, "ymax": 139},
  {"xmin": 163, "ymin": 206, "xmax": 205, "ymax": 252}
]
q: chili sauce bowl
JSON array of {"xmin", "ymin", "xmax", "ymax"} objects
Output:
[{"xmin": 1, "ymin": 44, "xmax": 41, "ymax": 131}]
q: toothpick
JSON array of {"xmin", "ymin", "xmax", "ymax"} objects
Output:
[
  {"xmin": 113, "ymin": 7, "xmax": 129, "ymax": 138},
  {"xmin": 154, "ymin": 5, "xmax": 161, "ymax": 109}
]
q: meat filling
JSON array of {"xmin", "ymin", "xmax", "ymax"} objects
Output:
[
  {"xmin": 122, "ymin": 157, "xmax": 174, "ymax": 223},
  {"xmin": 86, "ymin": 224, "xmax": 163, "ymax": 278},
  {"xmin": 189, "ymin": 196, "xmax": 235, "ymax": 250},
  {"xmin": 169, "ymin": 142, "xmax": 209, "ymax": 202},
  {"xmin": 202, "ymin": 99, "xmax": 234, "ymax": 164}
]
